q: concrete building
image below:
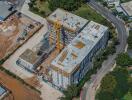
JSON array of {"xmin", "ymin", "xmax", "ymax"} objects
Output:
[
  {"xmin": 16, "ymin": 35, "xmax": 54, "ymax": 72},
  {"xmin": 50, "ymin": 21, "xmax": 108, "ymax": 89},
  {"xmin": 16, "ymin": 49, "xmax": 43, "ymax": 72},
  {"xmin": 47, "ymin": 8, "xmax": 88, "ymax": 46},
  {"xmin": 120, "ymin": 1, "xmax": 132, "ymax": 19},
  {"xmin": 106, "ymin": 0, "xmax": 120, "ymax": 6},
  {"xmin": 0, "ymin": 1, "xmax": 15, "ymax": 21},
  {"xmin": 0, "ymin": 84, "xmax": 9, "ymax": 100}
]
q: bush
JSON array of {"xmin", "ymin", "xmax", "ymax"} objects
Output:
[{"xmin": 116, "ymin": 53, "xmax": 132, "ymax": 66}]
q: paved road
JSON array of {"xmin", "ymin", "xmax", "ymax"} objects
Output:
[{"xmin": 82, "ymin": 1, "xmax": 127, "ymax": 100}]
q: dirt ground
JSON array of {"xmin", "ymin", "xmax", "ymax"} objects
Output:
[
  {"xmin": 0, "ymin": 71, "xmax": 42, "ymax": 100},
  {"xmin": 0, "ymin": 13, "xmax": 41, "ymax": 59}
]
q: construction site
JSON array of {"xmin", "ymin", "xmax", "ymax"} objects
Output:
[
  {"xmin": 0, "ymin": 11, "xmax": 42, "ymax": 59},
  {"xmin": 16, "ymin": 8, "xmax": 109, "ymax": 90}
]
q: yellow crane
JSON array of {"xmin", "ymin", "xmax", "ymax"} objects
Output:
[
  {"xmin": 49, "ymin": 20, "xmax": 62, "ymax": 52},
  {"xmin": 54, "ymin": 20, "xmax": 62, "ymax": 52}
]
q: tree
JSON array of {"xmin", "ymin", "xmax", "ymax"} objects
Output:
[
  {"xmin": 111, "ymin": 67, "xmax": 129, "ymax": 99},
  {"xmin": 128, "ymin": 77, "xmax": 132, "ymax": 95},
  {"xmin": 60, "ymin": 84, "xmax": 79, "ymax": 100},
  {"xmin": 96, "ymin": 67, "xmax": 130, "ymax": 100},
  {"xmin": 127, "ymin": 30, "xmax": 132, "ymax": 49},
  {"xmin": 100, "ymin": 74, "xmax": 117, "ymax": 93},
  {"xmin": 97, "ymin": 91, "xmax": 114, "ymax": 100},
  {"xmin": 48, "ymin": 0, "xmax": 83, "ymax": 11},
  {"xmin": 116, "ymin": 53, "xmax": 132, "ymax": 66}
]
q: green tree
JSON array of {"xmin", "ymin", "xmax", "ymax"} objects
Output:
[
  {"xmin": 97, "ymin": 91, "xmax": 114, "ymax": 100},
  {"xmin": 111, "ymin": 67, "xmax": 129, "ymax": 99},
  {"xmin": 116, "ymin": 53, "xmax": 132, "ymax": 66},
  {"xmin": 60, "ymin": 84, "xmax": 79, "ymax": 100},
  {"xmin": 127, "ymin": 30, "xmax": 132, "ymax": 49},
  {"xmin": 128, "ymin": 77, "xmax": 132, "ymax": 95},
  {"xmin": 48, "ymin": 0, "xmax": 83, "ymax": 11},
  {"xmin": 100, "ymin": 74, "xmax": 117, "ymax": 93}
]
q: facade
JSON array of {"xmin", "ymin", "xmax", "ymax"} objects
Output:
[
  {"xmin": 120, "ymin": 1, "xmax": 132, "ymax": 19},
  {"xmin": 50, "ymin": 21, "xmax": 108, "ymax": 89}
]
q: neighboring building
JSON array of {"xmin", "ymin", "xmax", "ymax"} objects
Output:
[
  {"xmin": 47, "ymin": 8, "xmax": 88, "ymax": 46},
  {"xmin": 17, "ymin": 35, "xmax": 54, "ymax": 72},
  {"xmin": 106, "ymin": 0, "xmax": 120, "ymax": 6},
  {"xmin": 16, "ymin": 49, "xmax": 43, "ymax": 72},
  {"xmin": 0, "ymin": 84, "xmax": 9, "ymax": 100},
  {"xmin": 50, "ymin": 21, "xmax": 108, "ymax": 89},
  {"xmin": 0, "ymin": 1, "xmax": 15, "ymax": 21},
  {"xmin": 120, "ymin": 1, "xmax": 132, "ymax": 19}
]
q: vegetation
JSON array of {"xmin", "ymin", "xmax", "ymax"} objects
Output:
[
  {"xmin": 28, "ymin": 0, "xmax": 86, "ymax": 16},
  {"xmin": 48, "ymin": 0, "xmax": 84, "ymax": 11},
  {"xmin": 123, "ymin": 92, "xmax": 132, "ymax": 100},
  {"xmin": 100, "ymin": 74, "xmax": 117, "ymax": 93},
  {"xmin": 59, "ymin": 84, "xmax": 80, "ymax": 100},
  {"xmin": 28, "ymin": 0, "xmax": 51, "ymax": 17},
  {"xmin": 96, "ymin": 67, "xmax": 131, "ymax": 100},
  {"xmin": 127, "ymin": 30, "xmax": 132, "ymax": 49},
  {"xmin": 116, "ymin": 53, "xmax": 132, "ymax": 67}
]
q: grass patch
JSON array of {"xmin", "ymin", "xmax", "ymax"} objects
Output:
[
  {"xmin": 29, "ymin": 0, "xmax": 51, "ymax": 17},
  {"xmin": 74, "ymin": 4, "xmax": 105, "ymax": 24},
  {"xmin": 123, "ymin": 92, "xmax": 132, "ymax": 100}
]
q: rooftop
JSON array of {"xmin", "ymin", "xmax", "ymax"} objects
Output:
[
  {"xmin": 47, "ymin": 8, "xmax": 88, "ymax": 32},
  {"xmin": 0, "ymin": 84, "xmax": 8, "ymax": 99},
  {"xmin": 121, "ymin": 1, "xmax": 132, "ymax": 16},
  {"xmin": 0, "ymin": 1, "xmax": 13, "ymax": 21},
  {"xmin": 51, "ymin": 21, "xmax": 108, "ymax": 74},
  {"xmin": 19, "ymin": 49, "xmax": 40, "ymax": 65}
]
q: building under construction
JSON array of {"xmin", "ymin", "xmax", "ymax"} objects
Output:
[
  {"xmin": 46, "ymin": 8, "xmax": 88, "ymax": 51},
  {"xmin": 17, "ymin": 8, "xmax": 109, "ymax": 90}
]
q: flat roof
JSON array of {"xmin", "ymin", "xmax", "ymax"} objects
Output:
[
  {"xmin": 121, "ymin": 1, "xmax": 132, "ymax": 16},
  {"xmin": 19, "ymin": 49, "xmax": 39, "ymax": 65},
  {"xmin": 0, "ymin": 1, "xmax": 12, "ymax": 20},
  {"xmin": 51, "ymin": 21, "xmax": 108, "ymax": 74},
  {"xmin": 47, "ymin": 8, "xmax": 88, "ymax": 32},
  {"xmin": 0, "ymin": 86, "xmax": 6, "ymax": 96}
]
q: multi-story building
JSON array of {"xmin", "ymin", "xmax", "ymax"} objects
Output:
[
  {"xmin": 16, "ymin": 8, "xmax": 109, "ymax": 90},
  {"xmin": 120, "ymin": 1, "xmax": 132, "ymax": 20},
  {"xmin": 50, "ymin": 21, "xmax": 108, "ymax": 89},
  {"xmin": 46, "ymin": 8, "xmax": 88, "ymax": 46}
]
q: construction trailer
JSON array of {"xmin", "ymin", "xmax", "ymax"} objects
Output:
[{"xmin": 50, "ymin": 21, "xmax": 109, "ymax": 89}]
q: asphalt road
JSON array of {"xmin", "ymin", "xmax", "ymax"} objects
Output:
[{"xmin": 82, "ymin": 1, "xmax": 127, "ymax": 100}]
